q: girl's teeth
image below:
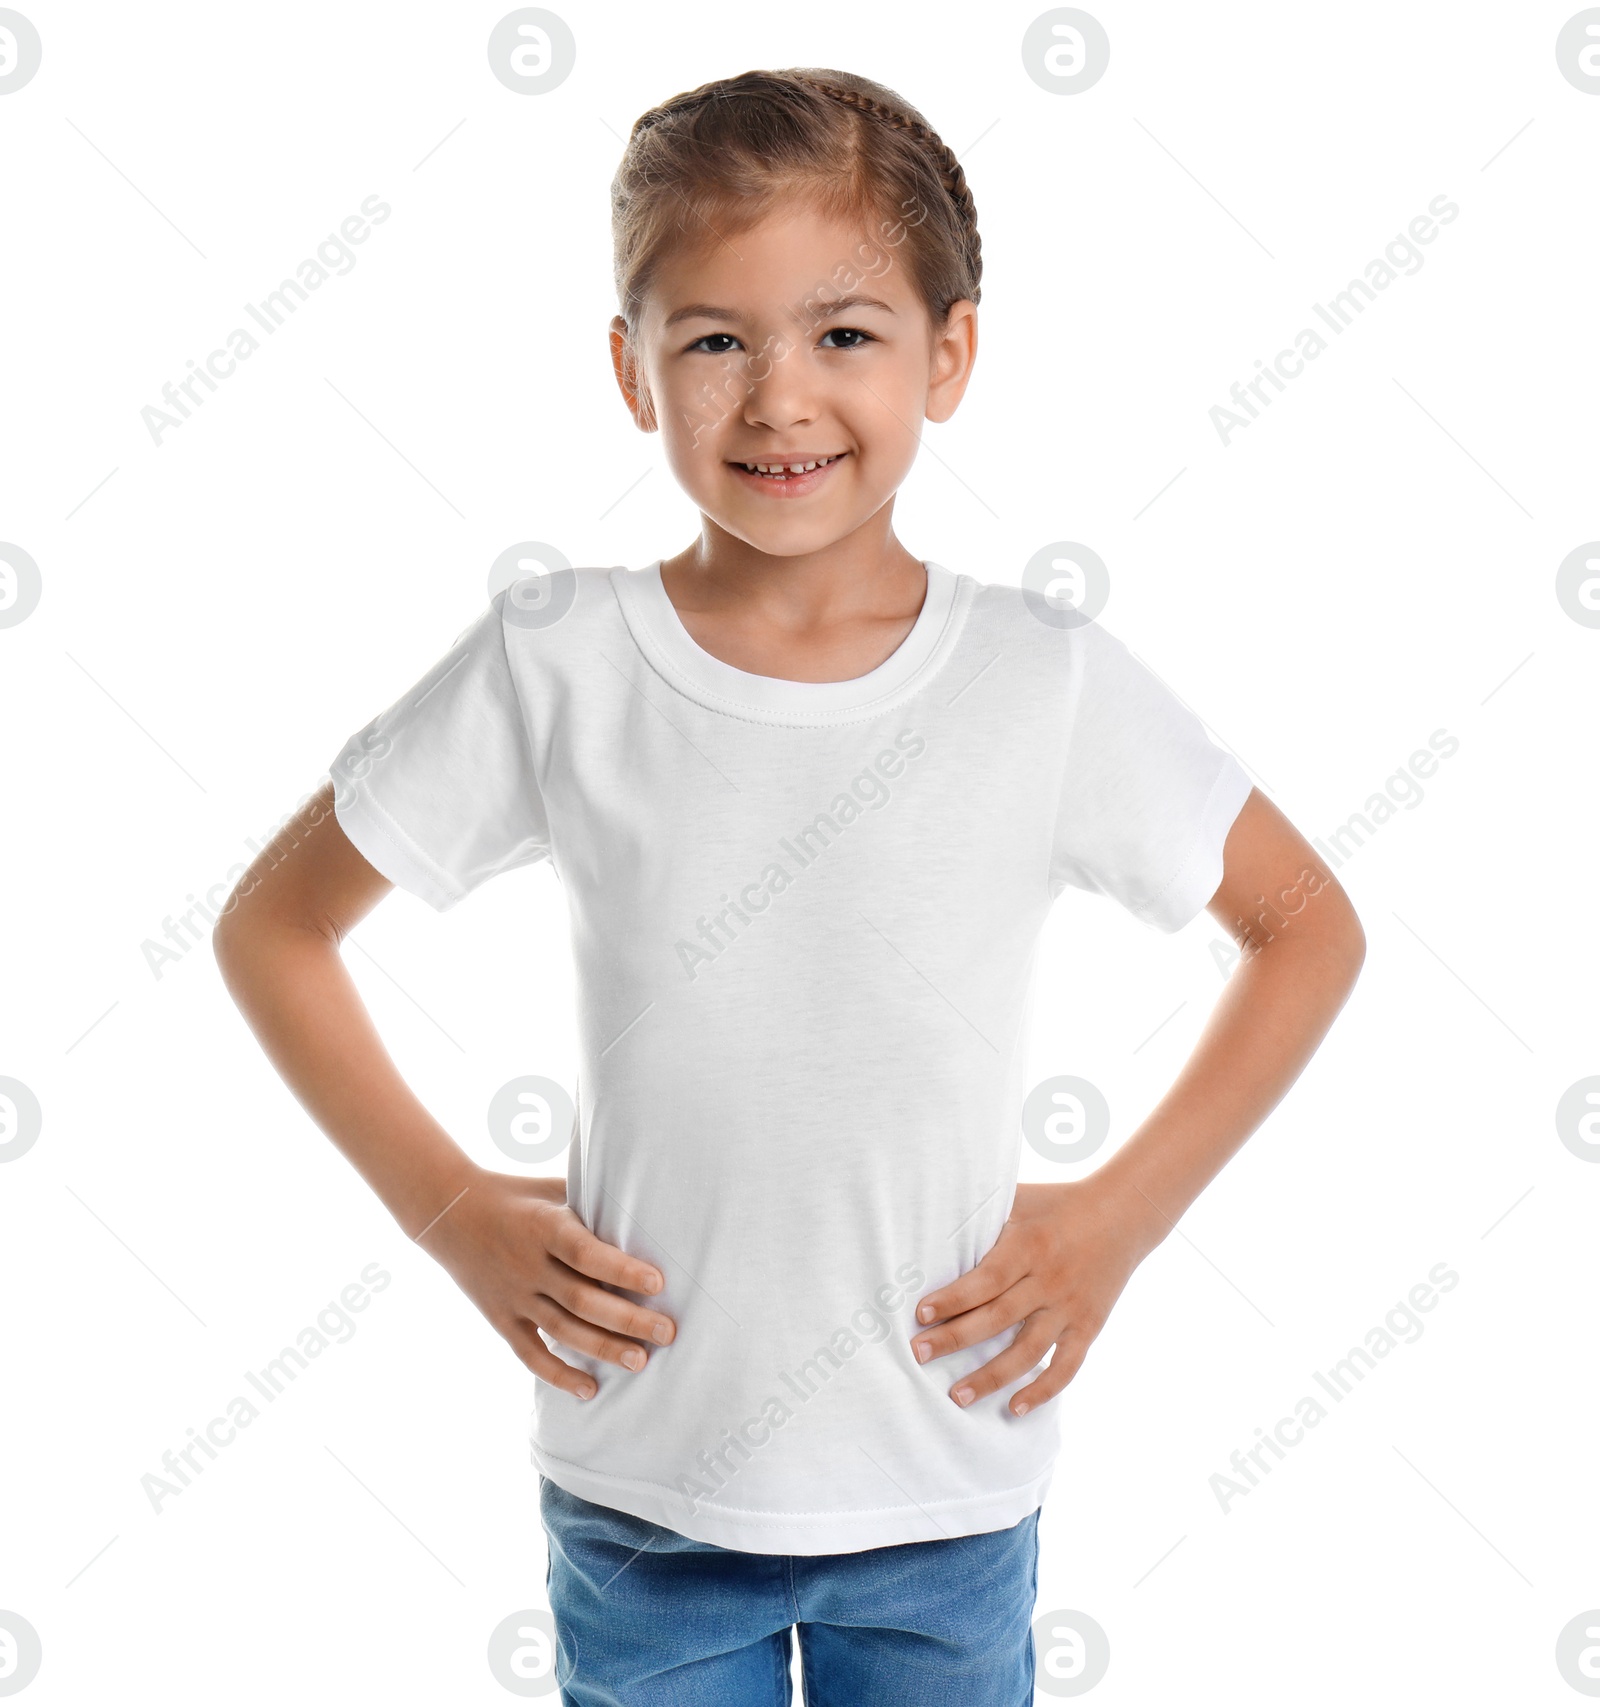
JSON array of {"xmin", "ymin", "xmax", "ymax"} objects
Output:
[{"xmin": 741, "ymin": 455, "xmax": 840, "ymax": 475}]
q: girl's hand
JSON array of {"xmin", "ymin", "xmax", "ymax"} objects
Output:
[
  {"xmin": 208, "ymin": 789, "xmax": 676, "ymax": 1403},
  {"xmin": 909, "ymin": 1178, "xmax": 1158, "ymax": 1417},
  {"xmin": 419, "ymin": 1166, "xmax": 676, "ymax": 1399}
]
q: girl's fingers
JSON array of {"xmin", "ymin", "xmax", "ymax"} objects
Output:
[
  {"xmin": 941, "ymin": 1314, "xmax": 1065, "ymax": 1407},
  {"xmin": 1006, "ymin": 1337, "xmax": 1092, "ymax": 1415},
  {"xmin": 910, "ymin": 1283, "xmax": 1033, "ymax": 1364},
  {"xmin": 913, "ymin": 1250, "xmax": 1018, "ymax": 1328},
  {"xmin": 549, "ymin": 1212, "xmax": 665, "ymax": 1297},
  {"xmin": 504, "ymin": 1317, "xmax": 598, "ymax": 1399},
  {"xmin": 530, "ymin": 1294, "xmax": 658, "ymax": 1373},
  {"xmin": 546, "ymin": 1272, "xmax": 675, "ymax": 1347}
]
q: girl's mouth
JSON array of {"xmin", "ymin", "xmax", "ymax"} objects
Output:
[{"xmin": 727, "ymin": 452, "xmax": 848, "ymax": 496}]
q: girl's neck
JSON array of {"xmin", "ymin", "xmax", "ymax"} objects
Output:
[{"xmin": 655, "ymin": 536, "xmax": 931, "ymax": 684}]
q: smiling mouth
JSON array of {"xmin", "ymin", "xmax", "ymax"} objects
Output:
[{"xmin": 728, "ymin": 452, "xmax": 849, "ymax": 480}]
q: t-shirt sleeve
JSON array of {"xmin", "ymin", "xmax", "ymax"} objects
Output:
[
  {"xmin": 327, "ymin": 592, "xmax": 551, "ymax": 911},
  {"xmin": 1049, "ymin": 618, "xmax": 1253, "ymax": 933}
]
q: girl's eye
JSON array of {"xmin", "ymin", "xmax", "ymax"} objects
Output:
[{"xmin": 686, "ymin": 327, "xmax": 876, "ymax": 355}]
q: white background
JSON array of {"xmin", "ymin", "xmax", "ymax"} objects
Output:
[{"xmin": 1, "ymin": 1, "xmax": 1596, "ymax": 1701}]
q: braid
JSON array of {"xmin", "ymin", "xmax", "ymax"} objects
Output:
[
  {"xmin": 783, "ymin": 72, "xmax": 982, "ymax": 304},
  {"xmin": 613, "ymin": 69, "xmax": 983, "ymax": 326}
]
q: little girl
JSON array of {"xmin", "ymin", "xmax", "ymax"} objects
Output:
[{"xmin": 216, "ymin": 66, "xmax": 1365, "ymax": 1706}]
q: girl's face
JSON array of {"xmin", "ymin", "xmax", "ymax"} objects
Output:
[{"xmin": 610, "ymin": 203, "xmax": 977, "ymax": 559}]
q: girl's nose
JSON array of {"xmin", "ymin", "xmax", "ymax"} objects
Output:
[{"xmin": 736, "ymin": 349, "xmax": 821, "ymax": 432}]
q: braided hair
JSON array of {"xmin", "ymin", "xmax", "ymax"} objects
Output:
[{"xmin": 612, "ymin": 68, "xmax": 982, "ymax": 336}]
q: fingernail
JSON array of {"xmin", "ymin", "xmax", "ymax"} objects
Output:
[
  {"xmin": 918, "ymin": 1304, "xmax": 934, "ymax": 1323},
  {"xmin": 913, "ymin": 1340, "xmax": 931, "ymax": 1363},
  {"xmin": 953, "ymin": 1385, "xmax": 974, "ymax": 1406},
  {"xmin": 1013, "ymin": 1401, "xmax": 1030, "ymax": 1417},
  {"xmin": 623, "ymin": 1348, "xmax": 645, "ymax": 1370},
  {"xmin": 652, "ymin": 1323, "xmax": 672, "ymax": 1345},
  {"xmin": 579, "ymin": 1382, "xmax": 596, "ymax": 1399}
]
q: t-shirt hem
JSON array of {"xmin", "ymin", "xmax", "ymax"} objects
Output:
[
  {"xmin": 331, "ymin": 779, "xmax": 468, "ymax": 913},
  {"xmin": 529, "ymin": 1443, "xmax": 1054, "ymax": 1556},
  {"xmin": 1141, "ymin": 754, "xmax": 1255, "ymax": 933}
]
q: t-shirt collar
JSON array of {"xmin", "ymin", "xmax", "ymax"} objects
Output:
[{"xmin": 611, "ymin": 558, "xmax": 960, "ymax": 723}]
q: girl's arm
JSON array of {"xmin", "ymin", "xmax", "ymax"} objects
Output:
[
  {"xmin": 908, "ymin": 787, "xmax": 1366, "ymax": 1415},
  {"xmin": 1086, "ymin": 784, "xmax": 1367, "ymax": 1258},
  {"xmin": 211, "ymin": 780, "xmax": 675, "ymax": 1399}
]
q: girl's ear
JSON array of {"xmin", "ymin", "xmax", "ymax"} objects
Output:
[
  {"xmin": 609, "ymin": 315, "xmax": 659, "ymax": 433},
  {"xmin": 925, "ymin": 300, "xmax": 978, "ymax": 427}
]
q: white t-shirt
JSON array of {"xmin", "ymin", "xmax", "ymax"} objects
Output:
[{"xmin": 329, "ymin": 559, "xmax": 1253, "ymax": 1555}]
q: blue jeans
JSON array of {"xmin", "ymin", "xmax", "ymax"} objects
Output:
[{"xmin": 538, "ymin": 1475, "xmax": 1039, "ymax": 1705}]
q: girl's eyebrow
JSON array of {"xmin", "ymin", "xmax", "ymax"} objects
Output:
[{"xmin": 663, "ymin": 293, "xmax": 897, "ymax": 328}]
